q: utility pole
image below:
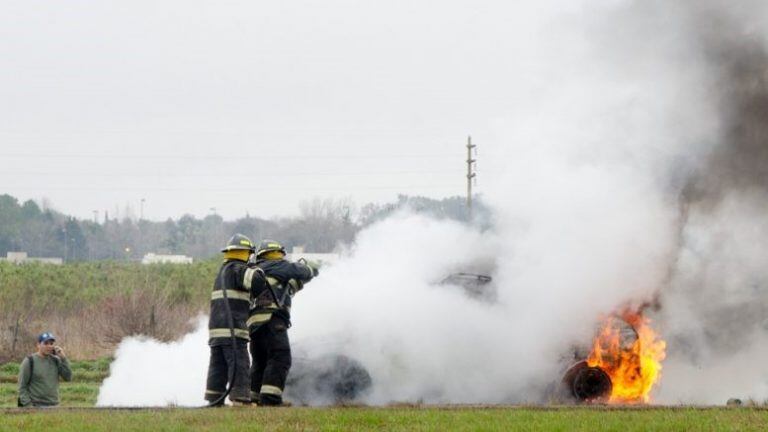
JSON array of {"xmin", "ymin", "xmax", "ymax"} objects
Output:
[
  {"xmin": 93, "ymin": 210, "xmax": 98, "ymax": 224},
  {"xmin": 62, "ymin": 227, "xmax": 68, "ymax": 262},
  {"xmin": 140, "ymin": 198, "xmax": 145, "ymax": 221},
  {"xmin": 466, "ymin": 135, "xmax": 477, "ymax": 221}
]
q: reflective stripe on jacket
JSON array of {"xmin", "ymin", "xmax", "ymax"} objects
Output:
[{"xmin": 208, "ymin": 259, "xmax": 265, "ymax": 345}]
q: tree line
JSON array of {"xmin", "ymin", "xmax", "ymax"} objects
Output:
[{"xmin": 0, "ymin": 194, "xmax": 486, "ymax": 261}]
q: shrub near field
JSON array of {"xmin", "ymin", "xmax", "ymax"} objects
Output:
[{"xmin": 0, "ymin": 260, "xmax": 219, "ymax": 362}]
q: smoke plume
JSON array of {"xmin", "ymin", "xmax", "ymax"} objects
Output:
[
  {"xmin": 656, "ymin": 1, "xmax": 768, "ymax": 404},
  {"xmin": 97, "ymin": 317, "xmax": 209, "ymax": 406}
]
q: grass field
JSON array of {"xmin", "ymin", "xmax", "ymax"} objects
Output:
[
  {"xmin": 0, "ymin": 406, "xmax": 767, "ymax": 432},
  {"xmin": 2, "ymin": 359, "xmax": 767, "ymax": 431}
]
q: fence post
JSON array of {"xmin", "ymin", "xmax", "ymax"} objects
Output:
[
  {"xmin": 11, "ymin": 316, "xmax": 20, "ymax": 353},
  {"xmin": 149, "ymin": 305, "xmax": 156, "ymax": 336}
]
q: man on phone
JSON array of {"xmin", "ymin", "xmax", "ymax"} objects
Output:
[{"xmin": 17, "ymin": 332, "xmax": 72, "ymax": 407}]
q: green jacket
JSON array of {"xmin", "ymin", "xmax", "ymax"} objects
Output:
[{"xmin": 18, "ymin": 354, "xmax": 72, "ymax": 407}]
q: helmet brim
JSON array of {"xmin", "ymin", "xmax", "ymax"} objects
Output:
[{"xmin": 221, "ymin": 246, "xmax": 254, "ymax": 253}]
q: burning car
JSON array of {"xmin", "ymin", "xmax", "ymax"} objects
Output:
[
  {"xmin": 440, "ymin": 271, "xmax": 668, "ymax": 404},
  {"xmin": 283, "ymin": 271, "xmax": 666, "ymax": 406}
]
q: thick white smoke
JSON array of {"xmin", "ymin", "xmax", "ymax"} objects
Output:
[
  {"xmin": 98, "ymin": 0, "xmax": 768, "ymax": 406},
  {"xmin": 97, "ymin": 317, "xmax": 209, "ymax": 406}
]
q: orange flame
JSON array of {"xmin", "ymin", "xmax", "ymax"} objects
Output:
[{"xmin": 586, "ymin": 310, "xmax": 666, "ymax": 403}]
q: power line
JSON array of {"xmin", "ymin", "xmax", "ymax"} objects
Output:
[
  {"xmin": 6, "ymin": 185, "xmax": 464, "ymax": 192},
  {"xmin": 0, "ymin": 153, "xmax": 459, "ymax": 160},
  {"xmin": 0, "ymin": 170, "xmax": 459, "ymax": 178}
]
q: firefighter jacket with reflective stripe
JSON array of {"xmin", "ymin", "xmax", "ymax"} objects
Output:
[
  {"xmin": 208, "ymin": 259, "xmax": 266, "ymax": 345},
  {"xmin": 247, "ymin": 258, "xmax": 314, "ymax": 331}
]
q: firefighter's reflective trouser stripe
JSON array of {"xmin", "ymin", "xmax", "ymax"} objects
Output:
[
  {"xmin": 250, "ymin": 316, "xmax": 291, "ymax": 405},
  {"xmin": 205, "ymin": 342, "xmax": 251, "ymax": 404},
  {"xmin": 247, "ymin": 311, "xmax": 274, "ymax": 328},
  {"xmin": 260, "ymin": 385, "xmax": 282, "ymax": 396},
  {"xmin": 248, "ymin": 304, "xmax": 291, "ymax": 329},
  {"xmin": 210, "ymin": 290, "xmax": 250, "ymax": 301},
  {"xmin": 209, "ymin": 328, "xmax": 250, "ymax": 340}
]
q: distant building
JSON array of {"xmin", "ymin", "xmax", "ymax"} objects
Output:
[
  {"xmin": 285, "ymin": 246, "xmax": 340, "ymax": 267},
  {"xmin": 0, "ymin": 252, "xmax": 63, "ymax": 265},
  {"xmin": 141, "ymin": 253, "xmax": 194, "ymax": 265}
]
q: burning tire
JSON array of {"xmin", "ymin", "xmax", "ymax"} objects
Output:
[{"xmin": 562, "ymin": 360, "xmax": 612, "ymax": 402}]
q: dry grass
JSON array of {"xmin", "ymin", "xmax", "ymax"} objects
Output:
[
  {"xmin": 2, "ymin": 299, "xmax": 204, "ymax": 362},
  {"xmin": 0, "ymin": 260, "xmax": 216, "ymax": 362}
]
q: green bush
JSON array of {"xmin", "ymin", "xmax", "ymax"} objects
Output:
[
  {"xmin": 0, "ymin": 363, "xmax": 19, "ymax": 375},
  {"xmin": 0, "ymin": 260, "xmax": 218, "ymax": 312},
  {"xmin": 70, "ymin": 358, "xmax": 112, "ymax": 372}
]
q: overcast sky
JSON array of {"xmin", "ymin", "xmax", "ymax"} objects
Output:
[{"xmin": 0, "ymin": 1, "xmax": 597, "ymax": 221}]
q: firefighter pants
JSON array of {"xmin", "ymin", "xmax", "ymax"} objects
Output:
[
  {"xmin": 205, "ymin": 340, "xmax": 251, "ymax": 404},
  {"xmin": 249, "ymin": 316, "xmax": 292, "ymax": 405}
]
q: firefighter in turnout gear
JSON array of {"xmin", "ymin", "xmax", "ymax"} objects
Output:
[
  {"xmin": 248, "ymin": 239, "xmax": 318, "ymax": 406},
  {"xmin": 205, "ymin": 234, "xmax": 266, "ymax": 406}
]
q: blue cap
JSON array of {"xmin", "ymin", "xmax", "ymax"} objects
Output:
[{"xmin": 38, "ymin": 332, "xmax": 56, "ymax": 343}]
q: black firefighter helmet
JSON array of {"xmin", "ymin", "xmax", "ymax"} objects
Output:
[
  {"xmin": 221, "ymin": 233, "xmax": 255, "ymax": 253},
  {"xmin": 256, "ymin": 239, "xmax": 286, "ymax": 259}
]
